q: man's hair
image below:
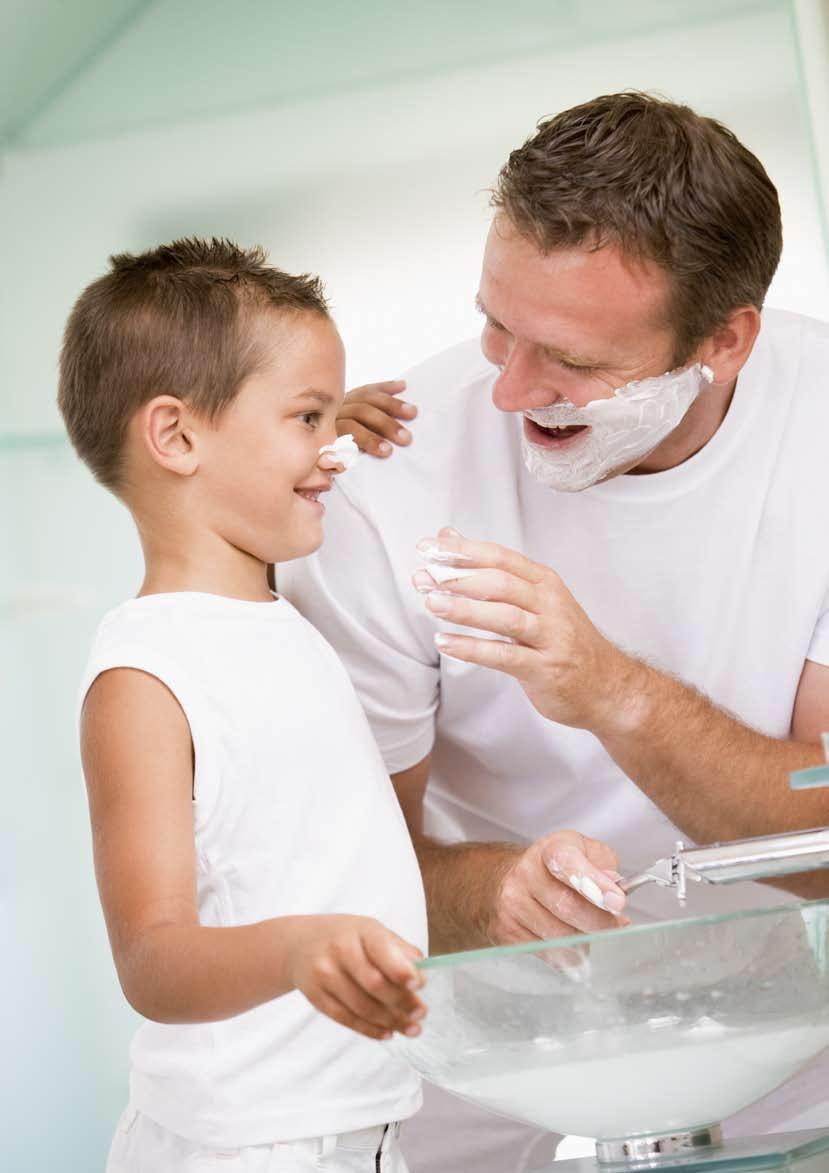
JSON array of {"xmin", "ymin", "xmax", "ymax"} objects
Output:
[
  {"xmin": 492, "ymin": 92, "xmax": 782, "ymax": 362},
  {"xmin": 58, "ymin": 237, "xmax": 329, "ymax": 490}
]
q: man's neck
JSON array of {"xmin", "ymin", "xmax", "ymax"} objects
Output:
[{"xmin": 630, "ymin": 376, "xmax": 738, "ymax": 475}]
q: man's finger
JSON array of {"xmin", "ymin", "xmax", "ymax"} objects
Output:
[
  {"xmin": 433, "ymin": 631, "xmax": 530, "ymax": 677},
  {"xmin": 426, "ymin": 595, "xmax": 542, "ymax": 648},
  {"xmin": 543, "ymin": 840, "xmax": 626, "ymax": 915},
  {"xmin": 414, "ymin": 567, "xmax": 539, "ymax": 613},
  {"xmin": 417, "ymin": 528, "xmax": 549, "ymax": 585}
]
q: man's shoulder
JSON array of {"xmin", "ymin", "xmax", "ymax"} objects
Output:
[{"xmin": 760, "ymin": 306, "xmax": 829, "ymax": 358}]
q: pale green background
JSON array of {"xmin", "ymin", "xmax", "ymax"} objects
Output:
[{"xmin": 1, "ymin": 2, "xmax": 827, "ymax": 1170}]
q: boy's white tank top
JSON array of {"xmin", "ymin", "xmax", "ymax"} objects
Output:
[{"xmin": 79, "ymin": 591, "xmax": 427, "ymax": 1148}]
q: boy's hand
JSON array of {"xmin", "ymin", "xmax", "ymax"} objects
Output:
[
  {"xmin": 337, "ymin": 380, "xmax": 417, "ymax": 458},
  {"xmin": 289, "ymin": 915, "xmax": 427, "ymax": 1041}
]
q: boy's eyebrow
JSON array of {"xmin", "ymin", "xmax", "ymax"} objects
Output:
[{"xmin": 291, "ymin": 389, "xmax": 337, "ymax": 405}]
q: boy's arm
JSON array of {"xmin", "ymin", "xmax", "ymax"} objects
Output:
[{"xmin": 82, "ymin": 667, "xmax": 425, "ymax": 1039}]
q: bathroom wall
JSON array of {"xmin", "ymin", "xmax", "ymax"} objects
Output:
[{"xmin": 1, "ymin": 2, "xmax": 827, "ymax": 1168}]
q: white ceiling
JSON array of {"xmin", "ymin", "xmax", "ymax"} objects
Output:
[{"xmin": 2, "ymin": 0, "xmax": 781, "ymax": 148}]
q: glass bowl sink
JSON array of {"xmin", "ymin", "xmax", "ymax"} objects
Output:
[{"xmin": 393, "ymin": 901, "xmax": 829, "ymax": 1144}]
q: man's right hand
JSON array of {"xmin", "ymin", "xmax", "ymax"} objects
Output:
[
  {"xmin": 288, "ymin": 915, "xmax": 427, "ymax": 1042},
  {"xmin": 336, "ymin": 380, "xmax": 417, "ymax": 458},
  {"xmin": 488, "ymin": 829, "xmax": 628, "ymax": 945}
]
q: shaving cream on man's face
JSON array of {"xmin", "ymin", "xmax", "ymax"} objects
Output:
[{"xmin": 522, "ymin": 362, "xmax": 714, "ymax": 492}]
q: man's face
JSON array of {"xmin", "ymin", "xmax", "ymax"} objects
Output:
[
  {"xmin": 196, "ymin": 311, "xmax": 346, "ymax": 565},
  {"xmin": 477, "ymin": 217, "xmax": 681, "ymax": 459}
]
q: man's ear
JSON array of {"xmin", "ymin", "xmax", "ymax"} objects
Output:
[
  {"xmin": 700, "ymin": 305, "xmax": 761, "ymax": 386},
  {"xmin": 138, "ymin": 396, "xmax": 200, "ymax": 476}
]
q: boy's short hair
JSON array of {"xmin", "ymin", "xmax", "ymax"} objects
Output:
[{"xmin": 58, "ymin": 237, "xmax": 329, "ymax": 490}]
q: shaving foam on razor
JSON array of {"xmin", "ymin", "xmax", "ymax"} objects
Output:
[{"xmin": 318, "ymin": 432, "xmax": 360, "ymax": 471}]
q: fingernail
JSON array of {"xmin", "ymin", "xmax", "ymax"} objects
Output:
[
  {"xmin": 404, "ymin": 1024, "xmax": 422, "ymax": 1037},
  {"xmin": 378, "ymin": 441, "xmax": 392, "ymax": 455},
  {"xmin": 434, "ymin": 633, "xmax": 452, "ymax": 649},
  {"xmin": 439, "ymin": 526, "xmax": 463, "ymax": 541},
  {"xmin": 412, "ymin": 570, "xmax": 437, "ymax": 593},
  {"xmin": 415, "ymin": 538, "xmax": 474, "ymax": 564},
  {"xmin": 395, "ymin": 428, "xmax": 411, "ymax": 443},
  {"xmin": 426, "ymin": 591, "xmax": 452, "ymax": 614},
  {"xmin": 603, "ymin": 891, "xmax": 626, "ymax": 915},
  {"xmin": 569, "ymin": 874, "xmax": 605, "ymax": 909},
  {"xmin": 402, "ymin": 403, "xmax": 417, "ymax": 417}
]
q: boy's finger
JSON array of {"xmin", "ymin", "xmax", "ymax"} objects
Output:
[
  {"xmin": 347, "ymin": 379, "xmax": 408, "ymax": 397},
  {"xmin": 339, "ymin": 402, "xmax": 412, "ymax": 445},
  {"xmin": 311, "ymin": 989, "xmax": 395, "ymax": 1041},
  {"xmin": 337, "ymin": 421, "xmax": 394, "ymax": 457},
  {"xmin": 343, "ymin": 389, "xmax": 417, "ymax": 420},
  {"xmin": 363, "ymin": 932, "xmax": 427, "ymax": 992},
  {"xmin": 331, "ymin": 965, "xmax": 425, "ymax": 1032}
]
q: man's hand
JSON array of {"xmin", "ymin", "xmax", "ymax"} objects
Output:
[
  {"xmin": 488, "ymin": 830, "xmax": 627, "ymax": 944},
  {"xmin": 288, "ymin": 915, "xmax": 426, "ymax": 1041},
  {"xmin": 414, "ymin": 527, "xmax": 643, "ymax": 736},
  {"xmin": 337, "ymin": 380, "xmax": 417, "ymax": 458}
]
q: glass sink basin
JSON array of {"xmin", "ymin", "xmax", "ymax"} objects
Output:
[{"xmin": 393, "ymin": 901, "xmax": 829, "ymax": 1144}]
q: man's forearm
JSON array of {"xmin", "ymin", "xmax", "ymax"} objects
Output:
[
  {"xmin": 414, "ymin": 835, "xmax": 522, "ymax": 954},
  {"xmin": 598, "ymin": 656, "xmax": 829, "ymax": 895}
]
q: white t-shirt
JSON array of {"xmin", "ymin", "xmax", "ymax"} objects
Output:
[
  {"xmin": 79, "ymin": 591, "xmax": 427, "ymax": 1148},
  {"xmin": 279, "ymin": 308, "xmax": 829, "ymax": 1130},
  {"xmin": 280, "ymin": 308, "xmax": 829, "ymax": 889}
]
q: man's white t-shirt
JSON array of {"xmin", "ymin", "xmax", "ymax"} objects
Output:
[
  {"xmin": 79, "ymin": 592, "xmax": 427, "ymax": 1149},
  {"xmin": 279, "ymin": 308, "xmax": 829, "ymax": 1130}
]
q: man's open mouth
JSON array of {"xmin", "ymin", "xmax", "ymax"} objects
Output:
[{"xmin": 524, "ymin": 417, "xmax": 590, "ymax": 448}]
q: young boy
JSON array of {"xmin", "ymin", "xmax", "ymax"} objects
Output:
[{"xmin": 58, "ymin": 238, "xmax": 429, "ymax": 1173}]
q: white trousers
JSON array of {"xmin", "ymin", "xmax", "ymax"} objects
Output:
[{"xmin": 106, "ymin": 1106, "xmax": 410, "ymax": 1173}]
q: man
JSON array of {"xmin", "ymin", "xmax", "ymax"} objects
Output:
[{"xmin": 279, "ymin": 93, "xmax": 829, "ymax": 1171}]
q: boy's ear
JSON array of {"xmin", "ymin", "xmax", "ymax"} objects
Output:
[{"xmin": 140, "ymin": 396, "xmax": 200, "ymax": 476}]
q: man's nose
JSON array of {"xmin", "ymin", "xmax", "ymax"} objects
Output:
[{"xmin": 491, "ymin": 344, "xmax": 560, "ymax": 413}]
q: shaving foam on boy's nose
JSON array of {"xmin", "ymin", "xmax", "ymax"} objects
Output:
[{"xmin": 318, "ymin": 433, "xmax": 360, "ymax": 471}]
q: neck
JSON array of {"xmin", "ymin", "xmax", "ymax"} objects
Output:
[
  {"xmin": 630, "ymin": 376, "xmax": 737, "ymax": 474},
  {"xmin": 134, "ymin": 511, "xmax": 273, "ymax": 603}
]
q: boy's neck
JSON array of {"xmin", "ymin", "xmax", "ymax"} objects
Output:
[{"xmin": 137, "ymin": 520, "xmax": 274, "ymax": 603}]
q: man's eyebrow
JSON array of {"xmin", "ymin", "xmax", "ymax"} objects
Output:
[
  {"xmin": 475, "ymin": 295, "xmax": 604, "ymax": 367},
  {"xmin": 291, "ymin": 389, "xmax": 336, "ymax": 405}
]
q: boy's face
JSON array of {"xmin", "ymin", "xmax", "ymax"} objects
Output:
[{"xmin": 197, "ymin": 311, "xmax": 346, "ymax": 565}]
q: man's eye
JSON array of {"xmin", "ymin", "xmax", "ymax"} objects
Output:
[
  {"xmin": 485, "ymin": 316, "xmax": 506, "ymax": 332},
  {"xmin": 559, "ymin": 359, "xmax": 595, "ymax": 375}
]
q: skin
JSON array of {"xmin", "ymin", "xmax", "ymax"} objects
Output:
[
  {"xmin": 337, "ymin": 218, "xmax": 829, "ymax": 950},
  {"xmin": 82, "ymin": 310, "xmax": 428, "ymax": 1041}
]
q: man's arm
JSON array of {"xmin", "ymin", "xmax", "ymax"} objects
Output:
[
  {"xmin": 414, "ymin": 530, "xmax": 829, "ymax": 898},
  {"xmin": 392, "ymin": 756, "xmax": 628, "ymax": 955}
]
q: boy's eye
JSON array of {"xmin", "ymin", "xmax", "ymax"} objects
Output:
[{"xmin": 300, "ymin": 411, "xmax": 321, "ymax": 427}]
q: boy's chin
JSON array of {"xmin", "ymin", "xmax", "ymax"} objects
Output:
[{"xmin": 272, "ymin": 534, "xmax": 324, "ymax": 564}]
